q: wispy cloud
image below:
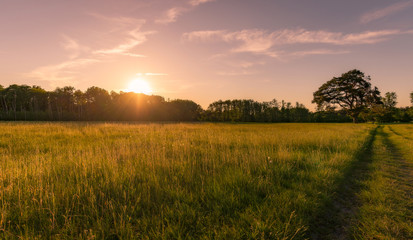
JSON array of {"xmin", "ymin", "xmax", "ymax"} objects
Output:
[
  {"xmin": 87, "ymin": 12, "xmax": 146, "ymax": 30},
  {"xmin": 155, "ymin": 7, "xmax": 188, "ymax": 24},
  {"xmin": 61, "ymin": 35, "xmax": 89, "ymax": 59},
  {"xmin": 93, "ymin": 29, "xmax": 154, "ymax": 57},
  {"xmin": 28, "ymin": 13, "xmax": 153, "ymax": 85},
  {"xmin": 189, "ymin": 0, "xmax": 215, "ymax": 6},
  {"xmin": 361, "ymin": 0, "xmax": 413, "ymax": 23},
  {"xmin": 276, "ymin": 29, "xmax": 402, "ymax": 45},
  {"xmin": 183, "ymin": 29, "xmax": 280, "ymax": 57},
  {"xmin": 27, "ymin": 58, "xmax": 101, "ymax": 87},
  {"xmin": 156, "ymin": 0, "xmax": 217, "ymax": 24},
  {"xmin": 228, "ymin": 30, "xmax": 277, "ymax": 55},
  {"xmin": 290, "ymin": 49, "xmax": 350, "ymax": 57},
  {"xmin": 183, "ymin": 28, "xmax": 411, "ymax": 58},
  {"xmin": 226, "ymin": 60, "xmax": 266, "ymax": 69},
  {"xmin": 88, "ymin": 14, "xmax": 152, "ymax": 57},
  {"xmin": 183, "ymin": 30, "xmax": 227, "ymax": 42},
  {"xmin": 184, "ymin": 28, "xmax": 404, "ymax": 45}
]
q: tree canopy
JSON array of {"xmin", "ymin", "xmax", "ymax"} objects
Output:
[
  {"xmin": 410, "ymin": 91, "xmax": 413, "ymax": 105},
  {"xmin": 382, "ymin": 92, "xmax": 397, "ymax": 109},
  {"xmin": 312, "ymin": 69, "xmax": 382, "ymax": 123}
]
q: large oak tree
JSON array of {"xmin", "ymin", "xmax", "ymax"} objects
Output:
[{"xmin": 312, "ymin": 69, "xmax": 381, "ymax": 123}]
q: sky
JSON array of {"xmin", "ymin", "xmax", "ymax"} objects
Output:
[{"xmin": 1, "ymin": 0, "xmax": 413, "ymax": 109}]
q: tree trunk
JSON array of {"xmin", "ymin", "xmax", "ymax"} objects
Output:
[{"xmin": 352, "ymin": 116, "xmax": 358, "ymax": 123}]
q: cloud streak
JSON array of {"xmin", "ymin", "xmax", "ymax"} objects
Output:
[
  {"xmin": 183, "ymin": 28, "xmax": 410, "ymax": 57},
  {"xmin": 189, "ymin": 0, "xmax": 215, "ymax": 6},
  {"xmin": 27, "ymin": 58, "xmax": 101, "ymax": 86},
  {"xmin": 93, "ymin": 29, "xmax": 154, "ymax": 57},
  {"xmin": 361, "ymin": 0, "xmax": 413, "ymax": 23},
  {"xmin": 88, "ymin": 12, "xmax": 146, "ymax": 27},
  {"xmin": 61, "ymin": 35, "xmax": 89, "ymax": 59},
  {"xmin": 89, "ymin": 15, "xmax": 151, "ymax": 57},
  {"xmin": 156, "ymin": 0, "xmax": 216, "ymax": 24},
  {"xmin": 184, "ymin": 28, "xmax": 404, "ymax": 45},
  {"xmin": 28, "ymin": 14, "xmax": 153, "ymax": 85},
  {"xmin": 155, "ymin": 7, "xmax": 188, "ymax": 24},
  {"xmin": 290, "ymin": 49, "xmax": 350, "ymax": 57}
]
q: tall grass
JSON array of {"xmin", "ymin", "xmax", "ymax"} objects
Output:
[{"xmin": 0, "ymin": 123, "xmax": 373, "ymax": 239}]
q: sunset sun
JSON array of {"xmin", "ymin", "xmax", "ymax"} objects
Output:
[{"xmin": 125, "ymin": 78, "xmax": 153, "ymax": 95}]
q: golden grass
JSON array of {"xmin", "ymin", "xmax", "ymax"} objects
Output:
[{"xmin": 0, "ymin": 122, "xmax": 379, "ymax": 239}]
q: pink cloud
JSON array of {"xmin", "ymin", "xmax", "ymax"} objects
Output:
[
  {"xmin": 290, "ymin": 49, "xmax": 350, "ymax": 57},
  {"xmin": 27, "ymin": 13, "xmax": 152, "ymax": 85},
  {"xmin": 27, "ymin": 58, "xmax": 101, "ymax": 86},
  {"xmin": 93, "ymin": 29, "xmax": 154, "ymax": 57},
  {"xmin": 276, "ymin": 29, "xmax": 402, "ymax": 45},
  {"xmin": 183, "ymin": 28, "xmax": 410, "ymax": 57},
  {"xmin": 156, "ymin": 0, "xmax": 218, "ymax": 24},
  {"xmin": 361, "ymin": 0, "xmax": 413, "ymax": 23},
  {"xmin": 155, "ymin": 7, "xmax": 188, "ymax": 24},
  {"xmin": 60, "ymin": 35, "xmax": 89, "ymax": 59},
  {"xmin": 189, "ymin": 0, "xmax": 215, "ymax": 6}
]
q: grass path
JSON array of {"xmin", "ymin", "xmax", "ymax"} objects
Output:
[
  {"xmin": 310, "ymin": 125, "xmax": 413, "ymax": 239},
  {"xmin": 352, "ymin": 125, "xmax": 413, "ymax": 239},
  {"xmin": 308, "ymin": 126, "xmax": 377, "ymax": 239}
]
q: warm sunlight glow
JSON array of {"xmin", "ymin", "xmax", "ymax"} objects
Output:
[{"xmin": 125, "ymin": 78, "xmax": 153, "ymax": 95}]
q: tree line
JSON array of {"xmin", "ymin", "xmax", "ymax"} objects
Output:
[
  {"xmin": 0, "ymin": 85, "xmax": 201, "ymax": 121},
  {"xmin": 0, "ymin": 84, "xmax": 351, "ymax": 122},
  {"xmin": 201, "ymin": 99, "xmax": 353, "ymax": 122},
  {"xmin": 1, "ymin": 70, "xmax": 412, "ymax": 123}
]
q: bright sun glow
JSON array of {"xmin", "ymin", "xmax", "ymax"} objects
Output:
[{"xmin": 125, "ymin": 78, "xmax": 153, "ymax": 95}]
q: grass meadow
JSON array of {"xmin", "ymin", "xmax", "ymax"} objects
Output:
[{"xmin": 0, "ymin": 123, "xmax": 411, "ymax": 239}]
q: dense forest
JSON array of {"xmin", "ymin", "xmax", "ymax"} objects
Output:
[{"xmin": 1, "ymin": 84, "xmax": 412, "ymax": 122}]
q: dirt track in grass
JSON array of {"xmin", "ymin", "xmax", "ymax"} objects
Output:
[{"xmin": 309, "ymin": 125, "xmax": 413, "ymax": 239}]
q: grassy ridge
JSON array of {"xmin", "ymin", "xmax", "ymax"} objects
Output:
[{"xmin": 0, "ymin": 122, "xmax": 397, "ymax": 239}]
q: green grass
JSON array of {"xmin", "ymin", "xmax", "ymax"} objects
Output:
[
  {"xmin": 0, "ymin": 122, "xmax": 411, "ymax": 239},
  {"xmin": 351, "ymin": 125, "xmax": 413, "ymax": 239}
]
